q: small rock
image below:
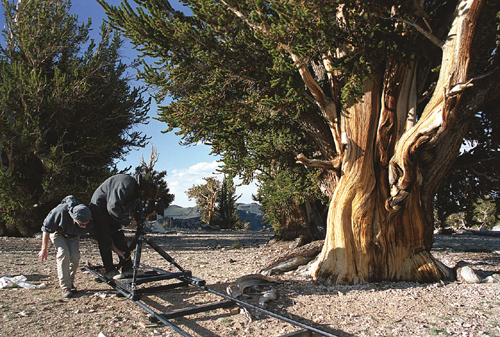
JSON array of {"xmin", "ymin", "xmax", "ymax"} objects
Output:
[{"xmin": 458, "ymin": 266, "xmax": 482, "ymax": 283}]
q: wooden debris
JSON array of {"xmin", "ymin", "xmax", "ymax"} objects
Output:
[
  {"xmin": 138, "ymin": 321, "xmax": 159, "ymax": 329},
  {"xmin": 227, "ymin": 274, "xmax": 279, "ymax": 298},
  {"xmin": 260, "ymin": 240, "xmax": 323, "ymax": 276},
  {"xmin": 258, "ymin": 288, "xmax": 278, "ymax": 306}
]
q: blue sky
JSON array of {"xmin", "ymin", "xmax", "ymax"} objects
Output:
[{"xmin": 1, "ymin": 0, "xmax": 258, "ymax": 207}]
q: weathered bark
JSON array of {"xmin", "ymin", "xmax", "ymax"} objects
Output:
[
  {"xmin": 198, "ymin": 0, "xmax": 498, "ymax": 283},
  {"xmin": 310, "ymin": 0, "xmax": 487, "ymax": 284}
]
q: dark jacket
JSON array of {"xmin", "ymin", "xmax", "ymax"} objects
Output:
[
  {"xmin": 90, "ymin": 174, "xmax": 142, "ymax": 226},
  {"xmin": 42, "ymin": 196, "xmax": 94, "ymax": 237}
]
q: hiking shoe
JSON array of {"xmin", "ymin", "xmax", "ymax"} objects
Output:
[
  {"xmin": 105, "ymin": 269, "xmax": 120, "ymax": 279},
  {"xmin": 70, "ymin": 285, "xmax": 78, "ymax": 294},
  {"xmin": 62, "ymin": 288, "xmax": 73, "ymax": 299},
  {"xmin": 113, "ymin": 269, "xmax": 144, "ymax": 280}
]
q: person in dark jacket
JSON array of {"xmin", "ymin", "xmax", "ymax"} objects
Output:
[
  {"xmin": 89, "ymin": 174, "xmax": 158, "ymax": 279},
  {"xmin": 38, "ymin": 195, "xmax": 93, "ymax": 298}
]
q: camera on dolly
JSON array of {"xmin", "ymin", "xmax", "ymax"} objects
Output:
[{"xmin": 133, "ymin": 198, "xmax": 165, "ymax": 228}]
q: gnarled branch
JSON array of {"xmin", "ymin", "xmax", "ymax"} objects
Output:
[{"xmin": 296, "ymin": 153, "xmax": 341, "ymax": 172}]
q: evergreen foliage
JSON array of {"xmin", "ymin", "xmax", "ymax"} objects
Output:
[
  {"xmin": 435, "ymin": 97, "xmax": 500, "ymax": 228},
  {"xmin": 473, "ymin": 196, "xmax": 498, "ymax": 229},
  {"xmin": 133, "ymin": 145, "xmax": 175, "ymax": 207},
  {"xmin": 437, "ymin": 196, "xmax": 499, "ymax": 230},
  {"xmin": 0, "ymin": 0, "xmax": 149, "ymax": 235},
  {"xmin": 97, "ymin": 0, "xmax": 334, "ymax": 233},
  {"xmin": 214, "ymin": 175, "xmax": 243, "ymax": 230},
  {"xmin": 99, "ymin": 0, "xmax": 500, "ymax": 242}
]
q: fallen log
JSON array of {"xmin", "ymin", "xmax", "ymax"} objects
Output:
[{"xmin": 260, "ymin": 240, "xmax": 324, "ymax": 276}]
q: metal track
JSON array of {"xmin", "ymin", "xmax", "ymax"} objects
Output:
[{"xmin": 83, "ymin": 263, "xmax": 338, "ymax": 337}]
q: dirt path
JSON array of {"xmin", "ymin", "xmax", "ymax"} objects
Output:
[{"xmin": 0, "ymin": 230, "xmax": 499, "ymax": 337}]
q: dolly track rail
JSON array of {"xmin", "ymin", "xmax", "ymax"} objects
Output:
[
  {"xmin": 198, "ymin": 284, "xmax": 338, "ymax": 337},
  {"xmin": 83, "ymin": 263, "xmax": 338, "ymax": 337},
  {"xmin": 83, "ymin": 264, "xmax": 192, "ymax": 337}
]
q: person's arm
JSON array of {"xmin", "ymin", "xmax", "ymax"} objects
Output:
[
  {"xmin": 38, "ymin": 231, "xmax": 50, "ymax": 261},
  {"xmin": 39, "ymin": 205, "xmax": 64, "ymax": 261}
]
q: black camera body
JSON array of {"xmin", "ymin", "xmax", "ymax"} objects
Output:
[{"xmin": 133, "ymin": 198, "xmax": 165, "ymax": 224}]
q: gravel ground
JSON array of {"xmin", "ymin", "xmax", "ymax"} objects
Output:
[{"xmin": 0, "ymin": 229, "xmax": 499, "ymax": 337}]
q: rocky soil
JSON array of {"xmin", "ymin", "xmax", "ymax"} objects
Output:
[{"xmin": 0, "ymin": 229, "xmax": 499, "ymax": 337}]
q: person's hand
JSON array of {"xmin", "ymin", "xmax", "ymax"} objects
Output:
[
  {"xmin": 110, "ymin": 243, "xmax": 126, "ymax": 259},
  {"xmin": 128, "ymin": 220, "xmax": 138, "ymax": 228},
  {"xmin": 38, "ymin": 249, "xmax": 48, "ymax": 261},
  {"xmin": 115, "ymin": 249, "xmax": 125, "ymax": 259}
]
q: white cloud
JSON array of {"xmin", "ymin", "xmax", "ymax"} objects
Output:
[
  {"xmin": 167, "ymin": 160, "xmax": 258, "ymax": 207},
  {"xmin": 234, "ymin": 180, "xmax": 258, "ymax": 204},
  {"xmin": 167, "ymin": 161, "xmax": 222, "ymax": 207}
]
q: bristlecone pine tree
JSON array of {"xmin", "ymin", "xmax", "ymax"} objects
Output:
[
  {"xmin": 186, "ymin": 177, "xmax": 221, "ymax": 226},
  {"xmin": 99, "ymin": 0, "xmax": 500, "ymax": 284},
  {"xmin": 0, "ymin": 0, "xmax": 149, "ymax": 236}
]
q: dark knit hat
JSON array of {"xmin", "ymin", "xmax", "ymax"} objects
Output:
[{"xmin": 69, "ymin": 204, "xmax": 92, "ymax": 223}]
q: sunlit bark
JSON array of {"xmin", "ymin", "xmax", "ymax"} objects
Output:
[{"xmin": 311, "ymin": 0, "xmax": 485, "ymax": 284}]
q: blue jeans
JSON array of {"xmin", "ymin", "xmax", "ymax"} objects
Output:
[{"xmin": 50, "ymin": 233, "xmax": 80, "ymax": 290}]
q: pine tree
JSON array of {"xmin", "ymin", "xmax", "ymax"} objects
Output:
[
  {"xmin": 186, "ymin": 177, "xmax": 221, "ymax": 226},
  {"xmin": 0, "ymin": 0, "xmax": 149, "ymax": 235},
  {"xmin": 134, "ymin": 144, "xmax": 175, "ymax": 207},
  {"xmin": 214, "ymin": 175, "xmax": 242, "ymax": 230}
]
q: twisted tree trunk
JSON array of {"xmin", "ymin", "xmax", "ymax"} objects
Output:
[{"xmin": 311, "ymin": 0, "xmax": 485, "ymax": 284}]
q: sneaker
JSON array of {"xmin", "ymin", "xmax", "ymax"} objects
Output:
[
  {"xmin": 113, "ymin": 269, "xmax": 144, "ymax": 280},
  {"xmin": 62, "ymin": 288, "xmax": 73, "ymax": 299},
  {"xmin": 105, "ymin": 269, "xmax": 120, "ymax": 279},
  {"xmin": 70, "ymin": 285, "xmax": 78, "ymax": 294}
]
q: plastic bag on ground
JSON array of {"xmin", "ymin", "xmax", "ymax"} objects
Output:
[{"xmin": 0, "ymin": 275, "xmax": 46, "ymax": 290}]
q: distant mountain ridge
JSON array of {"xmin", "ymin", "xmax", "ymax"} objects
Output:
[{"xmin": 163, "ymin": 203, "xmax": 265, "ymax": 230}]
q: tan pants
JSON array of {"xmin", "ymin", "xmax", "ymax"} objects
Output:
[{"xmin": 50, "ymin": 233, "xmax": 80, "ymax": 290}]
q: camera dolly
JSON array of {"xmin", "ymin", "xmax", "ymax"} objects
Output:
[{"xmin": 84, "ymin": 220, "xmax": 338, "ymax": 337}]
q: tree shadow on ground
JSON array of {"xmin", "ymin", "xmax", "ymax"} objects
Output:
[{"xmin": 129, "ymin": 279, "xmax": 350, "ymax": 337}]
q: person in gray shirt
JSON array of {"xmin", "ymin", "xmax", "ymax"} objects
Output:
[{"xmin": 38, "ymin": 195, "xmax": 93, "ymax": 298}]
